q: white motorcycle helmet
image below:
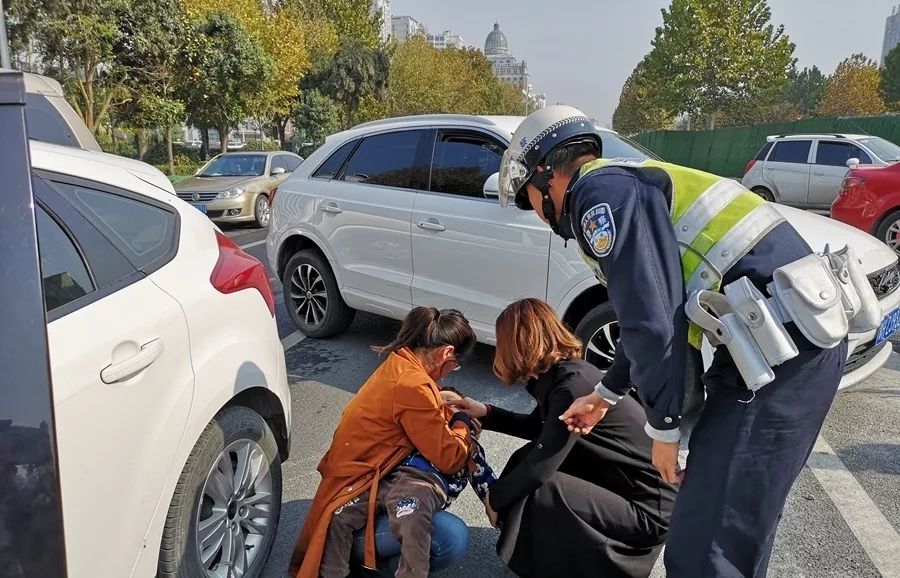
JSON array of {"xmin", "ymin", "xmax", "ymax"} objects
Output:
[{"xmin": 498, "ymin": 105, "xmax": 603, "ymax": 215}]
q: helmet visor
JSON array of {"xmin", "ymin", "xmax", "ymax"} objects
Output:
[{"xmin": 498, "ymin": 149, "xmax": 530, "ymax": 209}]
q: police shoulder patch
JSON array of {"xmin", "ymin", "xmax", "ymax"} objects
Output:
[{"xmin": 581, "ymin": 203, "xmax": 616, "ymax": 258}]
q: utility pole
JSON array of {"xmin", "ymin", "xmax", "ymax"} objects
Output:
[{"xmin": 0, "ymin": 6, "xmax": 12, "ymax": 68}]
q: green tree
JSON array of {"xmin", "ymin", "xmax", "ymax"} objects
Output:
[
  {"xmin": 178, "ymin": 11, "xmax": 274, "ymax": 154},
  {"xmin": 285, "ymin": 0, "xmax": 380, "ymax": 48},
  {"xmin": 291, "ymin": 89, "xmax": 341, "ymax": 154},
  {"xmin": 881, "ymin": 45, "xmax": 900, "ymax": 111},
  {"xmin": 781, "ymin": 65, "xmax": 826, "ymax": 116},
  {"xmin": 303, "ymin": 38, "xmax": 390, "ymax": 129},
  {"xmin": 115, "ymin": 0, "xmax": 186, "ymax": 172},
  {"xmin": 4, "ymin": 0, "xmax": 132, "ymax": 134},
  {"xmin": 817, "ymin": 54, "xmax": 886, "ymax": 117},
  {"xmin": 644, "ymin": 0, "xmax": 795, "ymax": 128},
  {"xmin": 612, "ymin": 59, "xmax": 671, "ymax": 135}
]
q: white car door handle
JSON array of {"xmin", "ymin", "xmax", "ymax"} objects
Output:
[
  {"xmin": 416, "ymin": 219, "xmax": 446, "ymax": 232},
  {"xmin": 321, "ymin": 203, "xmax": 343, "ymax": 214},
  {"xmin": 101, "ymin": 339, "xmax": 165, "ymax": 384},
  {"xmin": 813, "ymin": 171, "xmax": 825, "ymax": 176}
]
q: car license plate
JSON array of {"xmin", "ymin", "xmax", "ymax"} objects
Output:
[
  {"xmin": 192, "ymin": 204, "xmax": 207, "ymax": 214},
  {"xmin": 875, "ymin": 306, "xmax": 900, "ymax": 347}
]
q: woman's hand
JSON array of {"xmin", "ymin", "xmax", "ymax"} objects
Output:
[
  {"xmin": 444, "ymin": 396, "xmax": 488, "ymax": 419},
  {"xmin": 559, "ymin": 391, "xmax": 610, "ymax": 434},
  {"xmin": 651, "ymin": 440, "xmax": 685, "ymax": 484},
  {"xmin": 484, "ymin": 490, "xmax": 500, "ymax": 528}
]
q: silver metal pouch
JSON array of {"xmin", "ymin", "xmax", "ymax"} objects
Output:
[{"xmin": 724, "ymin": 277, "xmax": 799, "ymax": 366}]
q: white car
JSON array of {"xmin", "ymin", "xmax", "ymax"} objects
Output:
[
  {"xmin": 30, "ymin": 140, "xmax": 290, "ymax": 578},
  {"xmin": 741, "ymin": 133, "xmax": 900, "ymax": 211},
  {"xmin": 267, "ymin": 115, "xmax": 900, "ymax": 390}
]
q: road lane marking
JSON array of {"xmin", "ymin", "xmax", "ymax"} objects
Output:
[
  {"xmin": 807, "ymin": 436, "xmax": 900, "ymax": 578},
  {"xmin": 281, "ymin": 331, "xmax": 305, "ymax": 351},
  {"xmin": 240, "ymin": 239, "xmax": 267, "ymax": 249}
]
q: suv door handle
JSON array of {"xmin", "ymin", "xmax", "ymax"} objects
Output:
[
  {"xmin": 321, "ymin": 202, "xmax": 343, "ymax": 214},
  {"xmin": 812, "ymin": 171, "xmax": 825, "ymax": 176},
  {"xmin": 416, "ymin": 218, "xmax": 446, "ymax": 232},
  {"xmin": 101, "ymin": 339, "xmax": 164, "ymax": 384}
]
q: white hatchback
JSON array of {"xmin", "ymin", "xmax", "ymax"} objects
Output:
[
  {"xmin": 30, "ymin": 141, "xmax": 290, "ymax": 578},
  {"xmin": 268, "ymin": 115, "xmax": 900, "ymax": 391}
]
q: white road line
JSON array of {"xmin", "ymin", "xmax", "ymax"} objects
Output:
[
  {"xmin": 281, "ymin": 331, "xmax": 306, "ymax": 351},
  {"xmin": 240, "ymin": 239, "xmax": 267, "ymax": 249},
  {"xmin": 807, "ymin": 436, "xmax": 900, "ymax": 578}
]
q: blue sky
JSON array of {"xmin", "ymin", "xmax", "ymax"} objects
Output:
[{"xmin": 390, "ymin": 0, "xmax": 900, "ymax": 125}]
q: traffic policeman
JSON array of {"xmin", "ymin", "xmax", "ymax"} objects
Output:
[{"xmin": 497, "ymin": 105, "xmax": 846, "ymax": 576}]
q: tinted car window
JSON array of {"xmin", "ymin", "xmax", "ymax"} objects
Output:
[
  {"xmin": 36, "ymin": 206, "xmax": 94, "ymax": 312},
  {"xmin": 600, "ymin": 133, "xmax": 662, "ymax": 160},
  {"xmin": 341, "ymin": 131, "xmax": 423, "ymax": 189},
  {"xmin": 57, "ymin": 183, "xmax": 177, "ymax": 270},
  {"xmin": 431, "ymin": 134, "xmax": 503, "ymax": 197},
  {"xmin": 200, "ymin": 154, "xmax": 267, "ymax": 177},
  {"xmin": 857, "ymin": 137, "xmax": 900, "ymax": 162},
  {"xmin": 755, "ymin": 142, "xmax": 774, "ymax": 161},
  {"xmin": 313, "ymin": 140, "xmax": 358, "ymax": 179},
  {"xmin": 283, "ymin": 155, "xmax": 302, "ymax": 172},
  {"xmin": 816, "ymin": 142, "xmax": 871, "ymax": 167},
  {"xmin": 769, "ymin": 140, "xmax": 811, "ymax": 164}
]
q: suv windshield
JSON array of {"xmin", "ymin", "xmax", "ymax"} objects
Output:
[
  {"xmin": 199, "ymin": 154, "xmax": 267, "ymax": 177},
  {"xmin": 857, "ymin": 137, "xmax": 900, "ymax": 163},
  {"xmin": 601, "ymin": 133, "xmax": 661, "ymax": 160}
]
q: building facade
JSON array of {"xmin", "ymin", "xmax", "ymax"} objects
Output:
[
  {"xmin": 883, "ymin": 5, "xmax": 900, "ymax": 64},
  {"xmin": 484, "ymin": 22, "xmax": 545, "ymax": 111},
  {"xmin": 391, "ymin": 15, "xmax": 426, "ymax": 42},
  {"xmin": 427, "ymin": 30, "xmax": 465, "ymax": 50},
  {"xmin": 370, "ymin": 0, "xmax": 392, "ymax": 42}
]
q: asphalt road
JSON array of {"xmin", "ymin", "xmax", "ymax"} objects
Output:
[{"xmin": 223, "ymin": 225, "xmax": 900, "ymax": 578}]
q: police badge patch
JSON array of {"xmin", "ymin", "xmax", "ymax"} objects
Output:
[{"xmin": 581, "ymin": 203, "xmax": 616, "ymax": 258}]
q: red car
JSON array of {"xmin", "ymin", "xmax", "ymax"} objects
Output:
[{"xmin": 832, "ymin": 163, "xmax": 900, "ymax": 254}]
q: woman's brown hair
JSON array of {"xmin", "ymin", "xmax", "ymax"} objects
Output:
[
  {"xmin": 493, "ymin": 298, "xmax": 583, "ymax": 384},
  {"xmin": 374, "ymin": 306, "xmax": 476, "ymax": 361}
]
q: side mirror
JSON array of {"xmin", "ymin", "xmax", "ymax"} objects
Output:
[
  {"xmin": 846, "ymin": 158, "xmax": 860, "ymax": 168},
  {"xmin": 483, "ymin": 172, "xmax": 500, "ymax": 200},
  {"xmin": 271, "ymin": 166, "xmax": 286, "ymax": 175}
]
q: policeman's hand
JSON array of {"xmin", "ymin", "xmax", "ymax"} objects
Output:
[
  {"xmin": 559, "ymin": 392, "xmax": 610, "ymax": 435},
  {"xmin": 651, "ymin": 440, "xmax": 684, "ymax": 484},
  {"xmin": 444, "ymin": 397, "xmax": 488, "ymax": 419}
]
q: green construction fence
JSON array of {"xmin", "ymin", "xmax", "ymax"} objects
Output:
[{"xmin": 631, "ymin": 115, "xmax": 900, "ymax": 178}]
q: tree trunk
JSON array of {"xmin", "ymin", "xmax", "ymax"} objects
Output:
[
  {"xmin": 200, "ymin": 127, "xmax": 209, "ymax": 161},
  {"xmin": 709, "ymin": 112, "xmax": 717, "ymax": 130},
  {"xmin": 219, "ymin": 124, "xmax": 229, "ymax": 153},
  {"xmin": 137, "ymin": 130, "xmax": 149, "ymax": 160},
  {"xmin": 166, "ymin": 126, "xmax": 174, "ymax": 175}
]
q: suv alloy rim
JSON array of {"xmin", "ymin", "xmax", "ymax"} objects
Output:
[
  {"xmin": 196, "ymin": 438, "xmax": 274, "ymax": 578},
  {"xmin": 290, "ymin": 263, "xmax": 327, "ymax": 326},
  {"xmin": 585, "ymin": 321, "xmax": 619, "ymax": 371},
  {"xmin": 256, "ymin": 196, "xmax": 270, "ymax": 227}
]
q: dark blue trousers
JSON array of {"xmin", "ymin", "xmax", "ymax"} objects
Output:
[{"xmin": 664, "ymin": 334, "xmax": 847, "ymax": 578}]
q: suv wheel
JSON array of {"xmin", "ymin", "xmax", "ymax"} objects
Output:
[
  {"xmin": 283, "ymin": 250, "xmax": 355, "ymax": 338},
  {"xmin": 253, "ymin": 195, "xmax": 270, "ymax": 228},
  {"xmin": 158, "ymin": 406, "xmax": 282, "ymax": 578},
  {"xmin": 876, "ymin": 209, "xmax": 900, "ymax": 254},
  {"xmin": 574, "ymin": 302, "xmax": 619, "ymax": 372},
  {"xmin": 752, "ymin": 186, "xmax": 775, "ymax": 202}
]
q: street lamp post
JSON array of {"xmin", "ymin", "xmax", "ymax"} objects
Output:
[{"xmin": 0, "ymin": 6, "xmax": 12, "ymax": 68}]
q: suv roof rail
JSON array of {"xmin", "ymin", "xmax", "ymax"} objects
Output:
[{"xmin": 352, "ymin": 114, "xmax": 495, "ymax": 130}]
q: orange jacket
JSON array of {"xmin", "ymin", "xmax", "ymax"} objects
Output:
[{"xmin": 290, "ymin": 348, "xmax": 473, "ymax": 577}]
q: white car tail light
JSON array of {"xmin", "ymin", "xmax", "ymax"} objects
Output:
[{"xmin": 210, "ymin": 231, "xmax": 275, "ymax": 316}]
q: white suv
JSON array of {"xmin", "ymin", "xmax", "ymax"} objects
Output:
[
  {"xmin": 30, "ymin": 141, "xmax": 290, "ymax": 578},
  {"xmin": 268, "ymin": 115, "xmax": 900, "ymax": 390},
  {"xmin": 741, "ymin": 133, "xmax": 900, "ymax": 211}
]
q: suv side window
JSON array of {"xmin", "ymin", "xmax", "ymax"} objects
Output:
[
  {"xmin": 340, "ymin": 131, "xmax": 424, "ymax": 189},
  {"xmin": 36, "ymin": 206, "xmax": 94, "ymax": 312},
  {"xmin": 313, "ymin": 140, "xmax": 358, "ymax": 179},
  {"xmin": 755, "ymin": 141, "xmax": 774, "ymax": 161},
  {"xmin": 769, "ymin": 140, "xmax": 812, "ymax": 164},
  {"xmin": 816, "ymin": 141, "xmax": 872, "ymax": 166},
  {"xmin": 53, "ymin": 182, "xmax": 178, "ymax": 273},
  {"xmin": 430, "ymin": 132, "xmax": 504, "ymax": 198}
]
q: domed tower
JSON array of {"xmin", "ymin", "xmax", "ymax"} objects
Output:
[{"xmin": 484, "ymin": 22, "xmax": 509, "ymax": 56}]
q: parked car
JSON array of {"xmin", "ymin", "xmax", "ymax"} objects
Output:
[
  {"xmin": 12, "ymin": 68, "xmax": 102, "ymax": 151},
  {"xmin": 29, "ymin": 139, "xmax": 290, "ymax": 578},
  {"xmin": 742, "ymin": 134, "xmax": 900, "ymax": 211},
  {"xmin": 832, "ymin": 161, "xmax": 900, "ymax": 255},
  {"xmin": 175, "ymin": 151, "xmax": 303, "ymax": 228},
  {"xmin": 267, "ymin": 114, "xmax": 900, "ymax": 391}
]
